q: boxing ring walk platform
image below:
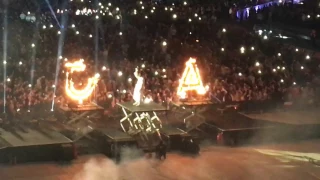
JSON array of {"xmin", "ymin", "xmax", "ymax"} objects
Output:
[{"xmin": 117, "ymin": 102, "xmax": 167, "ymax": 146}]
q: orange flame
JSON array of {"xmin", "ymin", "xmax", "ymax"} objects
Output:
[
  {"xmin": 65, "ymin": 59, "xmax": 100, "ymax": 104},
  {"xmin": 177, "ymin": 57, "xmax": 206, "ymax": 98}
]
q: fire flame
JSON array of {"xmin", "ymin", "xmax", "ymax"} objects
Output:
[
  {"xmin": 177, "ymin": 57, "xmax": 206, "ymax": 98},
  {"xmin": 65, "ymin": 59, "xmax": 100, "ymax": 104}
]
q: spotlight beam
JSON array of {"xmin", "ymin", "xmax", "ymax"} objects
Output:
[
  {"xmin": 2, "ymin": 2, "xmax": 8, "ymax": 113},
  {"xmin": 51, "ymin": 1, "xmax": 69, "ymax": 110}
]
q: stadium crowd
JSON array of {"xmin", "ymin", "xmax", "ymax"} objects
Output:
[{"xmin": 0, "ymin": 0, "xmax": 319, "ymax": 117}]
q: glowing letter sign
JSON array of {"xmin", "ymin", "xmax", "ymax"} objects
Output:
[
  {"xmin": 177, "ymin": 57, "xmax": 206, "ymax": 98},
  {"xmin": 65, "ymin": 59, "xmax": 100, "ymax": 104}
]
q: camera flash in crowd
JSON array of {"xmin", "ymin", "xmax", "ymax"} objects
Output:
[
  {"xmin": 165, "ymin": 7, "xmax": 168, "ymax": 11},
  {"xmin": 301, "ymin": 66, "xmax": 304, "ymax": 70},
  {"xmin": 95, "ymin": 15, "xmax": 99, "ymax": 19},
  {"xmin": 184, "ymin": 1, "xmax": 187, "ymax": 5},
  {"xmin": 108, "ymin": 2, "xmax": 111, "ymax": 6},
  {"xmin": 58, "ymin": 31, "xmax": 61, "ymax": 35},
  {"xmin": 196, "ymin": 39, "xmax": 199, "ymax": 42},
  {"xmin": 162, "ymin": 41, "xmax": 167, "ymax": 46},
  {"xmin": 107, "ymin": 94, "xmax": 113, "ymax": 98},
  {"xmin": 116, "ymin": 7, "xmax": 119, "ymax": 11},
  {"xmin": 89, "ymin": 34, "xmax": 93, "ymax": 38},
  {"xmin": 258, "ymin": 70, "xmax": 262, "ymax": 74},
  {"xmin": 141, "ymin": 6, "xmax": 145, "ymax": 10},
  {"xmin": 31, "ymin": 43, "xmax": 35, "ymax": 48},
  {"xmin": 280, "ymin": 79, "xmax": 284, "ymax": 83},
  {"xmin": 277, "ymin": 66, "xmax": 280, "ymax": 69},
  {"xmin": 52, "ymin": 85, "xmax": 55, "ymax": 88},
  {"xmin": 28, "ymin": 84, "xmax": 32, "ymax": 87},
  {"xmin": 295, "ymin": 48, "xmax": 299, "ymax": 52},
  {"xmin": 141, "ymin": 64, "xmax": 145, "ymax": 68},
  {"xmin": 293, "ymin": 82, "xmax": 296, "ymax": 85},
  {"xmin": 3, "ymin": 61, "xmax": 6, "ymax": 65},
  {"xmin": 198, "ymin": 17, "xmax": 202, "ymax": 20},
  {"xmin": 122, "ymin": 90, "xmax": 126, "ymax": 93},
  {"xmin": 221, "ymin": 48, "xmax": 225, "ymax": 51},
  {"xmin": 139, "ymin": 1, "xmax": 143, "ymax": 4},
  {"xmin": 306, "ymin": 55, "xmax": 310, "ymax": 59},
  {"xmin": 119, "ymin": 32, "xmax": 122, "ymax": 36},
  {"xmin": 194, "ymin": 13, "xmax": 198, "ymax": 17},
  {"xmin": 282, "ymin": 67, "xmax": 285, "ymax": 70},
  {"xmin": 50, "ymin": 24, "xmax": 53, "ymax": 28},
  {"xmin": 71, "ymin": 24, "xmax": 75, "ymax": 28},
  {"xmin": 76, "ymin": 31, "xmax": 79, "ymax": 35},
  {"xmin": 59, "ymin": 56, "xmax": 63, "ymax": 59},
  {"xmin": 251, "ymin": 46, "xmax": 255, "ymax": 50},
  {"xmin": 102, "ymin": 66, "xmax": 107, "ymax": 71},
  {"xmin": 162, "ymin": 69, "xmax": 166, "ymax": 72},
  {"xmin": 42, "ymin": 25, "xmax": 46, "ymax": 29},
  {"xmin": 263, "ymin": 35, "xmax": 268, "ymax": 40},
  {"xmin": 151, "ymin": 10, "xmax": 154, "ymax": 13},
  {"xmin": 64, "ymin": 58, "xmax": 68, "ymax": 61},
  {"xmin": 240, "ymin": 47, "xmax": 245, "ymax": 53},
  {"xmin": 155, "ymin": 71, "xmax": 159, "ymax": 75},
  {"xmin": 173, "ymin": 14, "xmax": 177, "ymax": 19},
  {"xmin": 278, "ymin": 53, "xmax": 281, "ymax": 56},
  {"xmin": 238, "ymin": 73, "xmax": 242, "ymax": 76},
  {"xmin": 222, "ymin": 28, "xmax": 226, "ymax": 33},
  {"xmin": 128, "ymin": 78, "xmax": 132, "ymax": 82},
  {"xmin": 258, "ymin": 30, "xmax": 262, "ymax": 35},
  {"xmin": 273, "ymin": 68, "xmax": 276, "ymax": 72},
  {"xmin": 118, "ymin": 71, "xmax": 123, "ymax": 76},
  {"xmin": 7, "ymin": 78, "xmax": 10, "ymax": 82},
  {"xmin": 188, "ymin": 18, "xmax": 192, "ymax": 22},
  {"xmin": 145, "ymin": 15, "xmax": 148, "ymax": 19},
  {"xmin": 170, "ymin": 8, "xmax": 173, "ymax": 11},
  {"xmin": 255, "ymin": 62, "xmax": 260, "ymax": 67},
  {"xmin": 19, "ymin": 61, "xmax": 22, "ymax": 65}
]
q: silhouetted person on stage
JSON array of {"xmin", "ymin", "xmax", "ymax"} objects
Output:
[
  {"xmin": 133, "ymin": 68, "xmax": 144, "ymax": 106},
  {"xmin": 156, "ymin": 140, "xmax": 167, "ymax": 160}
]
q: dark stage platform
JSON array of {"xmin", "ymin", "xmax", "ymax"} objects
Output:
[
  {"xmin": 0, "ymin": 126, "xmax": 75, "ymax": 163},
  {"xmin": 98, "ymin": 129, "xmax": 136, "ymax": 143},
  {"xmin": 59, "ymin": 103, "xmax": 104, "ymax": 112},
  {"xmin": 117, "ymin": 102, "xmax": 167, "ymax": 112},
  {"xmin": 172, "ymin": 100, "xmax": 212, "ymax": 107}
]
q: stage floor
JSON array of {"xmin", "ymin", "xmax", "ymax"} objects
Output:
[
  {"xmin": 59, "ymin": 103, "xmax": 104, "ymax": 112},
  {"xmin": 0, "ymin": 127, "xmax": 72, "ymax": 147},
  {"xmin": 117, "ymin": 102, "xmax": 167, "ymax": 112},
  {"xmin": 243, "ymin": 110, "xmax": 320, "ymax": 125}
]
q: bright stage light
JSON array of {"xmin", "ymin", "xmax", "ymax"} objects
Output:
[
  {"xmin": 144, "ymin": 97, "xmax": 152, "ymax": 104},
  {"xmin": 65, "ymin": 59, "xmax": 100, "ymax": 104},
  {"xmin": 118, "ymin": 71, "xmax": 123, "ymax": 76},
  {"xmin": 162, "ymin": 41, "xmax": 167, "ymax": 46},
  {"xmin": 177, "ymin": 57, "xmax": 206, "ymax": 98}
]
